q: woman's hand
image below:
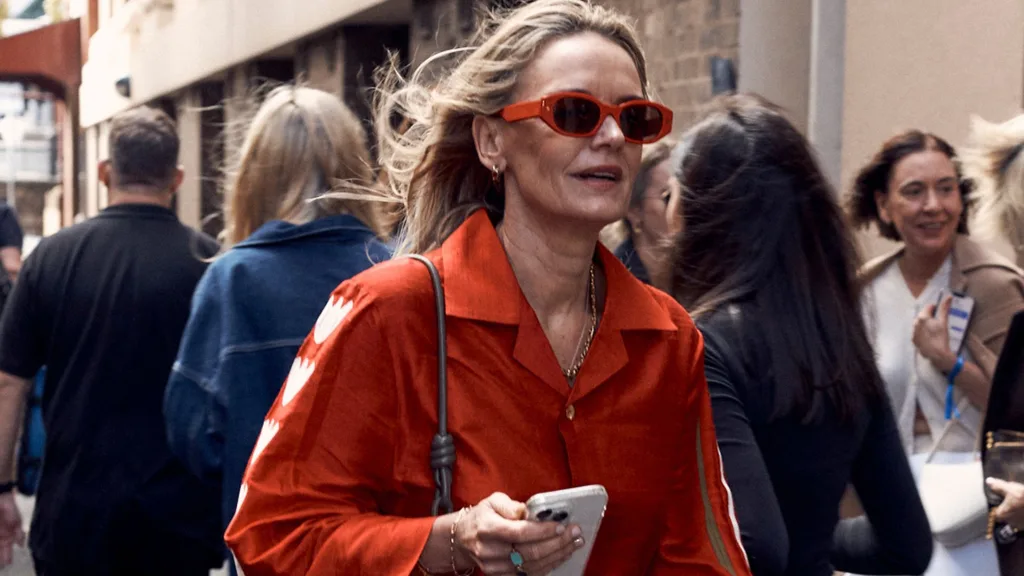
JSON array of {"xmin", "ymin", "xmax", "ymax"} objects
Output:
[
  {"xmin": 913, "ymin": 295, "xmax": 957, "ymax": 373},
  {"xmin": 456, "ymin": 492, "xmax": 584, "ymax": 575},
  {"xmin": 987, "ymin": 478, "xmax": 1024, "ymax": 532}
]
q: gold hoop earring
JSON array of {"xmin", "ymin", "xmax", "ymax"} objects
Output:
[{"xmin": 492, "ymin": 164, "xmax": 502, "ymax": 186}]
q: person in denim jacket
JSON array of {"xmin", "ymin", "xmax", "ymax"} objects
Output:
[{"xmin": 163, "ymin": 86, "xmax": 389, "ymax": 557}]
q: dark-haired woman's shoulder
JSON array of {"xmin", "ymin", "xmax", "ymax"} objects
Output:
[
  {"xmin": 695, "ymin": 304, "xmax": 766, "ymax": 384},
  {"xmin": 694, "ymin": 303, "xmax": 790, "ymax": 574},
  {"xmin": 694, "ymin": 303, "xmax": 778, "ymax": 431}
]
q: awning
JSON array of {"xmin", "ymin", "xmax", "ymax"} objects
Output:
[{"xmin": 0, "ymin": 18, "xmax": 81, "ymax": 97}]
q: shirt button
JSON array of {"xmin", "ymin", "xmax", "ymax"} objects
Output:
[{"xmin": 565, "ymin": 404, "xmax": 576, "ymax": 421}]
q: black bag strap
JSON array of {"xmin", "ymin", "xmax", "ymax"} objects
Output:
[{"xmin": 407, "ymin": 255, "xmax": 456, "ymax": 516}]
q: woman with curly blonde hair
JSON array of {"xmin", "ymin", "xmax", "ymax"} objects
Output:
[
  {"xmin": 962, "ymin": 115, "xmax": 1024, "ymax": 575},
  {"xmin": 962, "ymin": 114, "xmax": 1024, "ymax": 266},
  {"xmin": 225, "ymin": 1, "xmax": 750, "ymax": 574}
]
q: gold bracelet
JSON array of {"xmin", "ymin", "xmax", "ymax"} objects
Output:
[
  {"xmin": 451, "ymin": 507, "xmax": 474, "ymax": 575},
  {"xmin": 416, "ymin": 507, "xmax": 474, "ymax": 576}
]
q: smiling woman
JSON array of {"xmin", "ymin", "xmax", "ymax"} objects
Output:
[
  {"xmin": 224, "ymin": 1, "xmax": 751, "ymax": 575},
  {"xmin": 848, "ymin": 130, "xmax": 1024, "ymax": 574}
]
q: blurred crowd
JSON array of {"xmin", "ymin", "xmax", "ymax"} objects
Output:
[{"xmin": 0, "ymin": 1, "xmax": 1023, "ymax": 575}]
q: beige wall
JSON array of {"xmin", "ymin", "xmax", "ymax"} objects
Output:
[
  {"xmin": 807, "ymin": 0, "xmax": 846, "ymax": 188},
  {"xmin": 842, "ymin": 0, "xmax": 1024, "ymax": 257},
  {"xmin": 176, "ymin": 89, "xmax": 202, "ymax": 229},
  {"xmin": 84, "ymin": 126, "xmax": 100, "ymax": 217},
  {"xmin": 130, "ymin": 0, "xmax": 388, "ymax": 109},
  {"xmin": 80, "ymin": 0, "xmax": 402, "ymax": 128},
  {"xmin": 738, "ymin": 0, "xmax": 813, "ymax": 134}
]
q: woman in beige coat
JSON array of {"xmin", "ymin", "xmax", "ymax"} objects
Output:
[{"xmin": 848, "ymin": 129, "xmax": 1024, "ymax": 574}]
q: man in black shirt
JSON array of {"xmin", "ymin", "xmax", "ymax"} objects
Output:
[{"xmin": 0, "ymin": 107, "xmax": 222, "ymax": 575}]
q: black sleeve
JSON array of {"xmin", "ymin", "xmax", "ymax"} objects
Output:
[
  {"xmin": 830, "ymin": 398, "xmax": 933, "ymax": 575},
  {"xmin": 0, "ymin": 242, "xmax": 45, "ymax": 378},
  {"xmin": 196, "ymin": 231, "xmax": 220, "ymax": 259},
  {"xmin": 702, "ymin": 327, "xmax": 790, "ymax": 575},
  {"xmin": 0, "ymin": 206, "xmax": 23, "ymax": 249}
]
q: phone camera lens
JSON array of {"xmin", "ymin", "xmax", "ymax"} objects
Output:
[
  {"xmin": 553, "ymin": 511, "xmax": 569, "ymax": 522},
  {"xmin": 537, "ymin": 509, "xmax": 552, "ymax": 521}
]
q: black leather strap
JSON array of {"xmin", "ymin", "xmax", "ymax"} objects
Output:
[{"xmin": 407, "ymin": 255, "xmax": 455, "ymax": 516}]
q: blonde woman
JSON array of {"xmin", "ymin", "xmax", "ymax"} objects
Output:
[
  {"xmin": 962, "ymin": 114, "xmax": 1024, "ymax": 266},
  {"xmin": 163, "ymin": 85, "xmax": 389, "ymax": 561},
  {"xmin": 611, "ymin": 138, "xmax": 678, "ymax": 287},
  {"xmin": 963, "ymin": 116, "xmax": 1024, "ymax": 575},
  {"xmin": 225, "ymin": 0, "xmax": 750, "ymax": 574}
]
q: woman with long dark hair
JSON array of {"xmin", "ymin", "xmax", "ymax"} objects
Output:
[{"xmin": 669, "ymin": 94, "xmax": 932, "ymax": 575}]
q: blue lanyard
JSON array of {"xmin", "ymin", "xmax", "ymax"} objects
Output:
[{"xmin": 945, "ymin": 354, "xmax": 965, "ymax": 420}]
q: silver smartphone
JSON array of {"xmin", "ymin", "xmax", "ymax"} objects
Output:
[{"xmin": 525, "ymin": 485, "xmax": 608, "ymax": 576}]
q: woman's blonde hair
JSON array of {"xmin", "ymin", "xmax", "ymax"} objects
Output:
[
  {"xmin": 374, "ymin": 0, "xmax": 648, "ymax": 254},
  {"xmin": 222, "ymin": 85, "xmax": 381, "ymax": 248},
  {"xmin": 961, "ymin": 114, "xmax": 1024, "ymax": 247},
  {"xmin": 600, "ymin": 138, "xmax": 678, "ymax": 250}
]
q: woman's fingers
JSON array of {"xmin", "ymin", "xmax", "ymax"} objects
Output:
[
  {"xmin": 486, "ymin": 492, "xmax": 527, "ymax": 521},
  {"xmin": 987, "ymin": 478, "xmax": 1024, "ymax": 527},
  {"xmin": 519, "ymin": 525, "xmax": 586, "ymax": 574},
  {"xmin": 474, "ymin": 533, "xmax": 583, "ymax": 575},
  {"xmin": 465, "ymin": 494, "xmax": 588, "ymax": 575},
  {"xmin": 480, "ymin": 515, "xmax": 563, "ymax": 546},
  {"xmin": 987, "ymin": 477, "xmax": 1012, "ymax": 497}
]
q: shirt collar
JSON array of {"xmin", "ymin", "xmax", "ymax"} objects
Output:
[
  {"xmin": 439, "ymin": 209, "xmax": 677, "ymax": 332},
  {"xmin": 98, "ymin": 203, "xmax": 177, "ymax": 219},
  {"xmin": 236, "ymin": 215, "xmax": 378, "ymax": 249},
  {"xmin": 860, "ymin": 234, "xmax": 1023, "ymax": 292}
]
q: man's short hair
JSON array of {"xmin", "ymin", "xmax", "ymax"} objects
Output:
[{"xmin": 108, "ymin": 107, "xmax": 179, "ymax": 189}]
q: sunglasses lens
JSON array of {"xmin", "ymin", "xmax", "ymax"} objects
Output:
[
  {"xmin": 552, "ymin": 96, "xmax": 602, "ymax": 135},
  {"xmin": 620, "ymin": 104, "xmax": 665, "ymax": 142}
]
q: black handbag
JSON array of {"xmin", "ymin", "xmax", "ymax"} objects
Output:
[
  {"xmin": 982, "ymin": 310, "xmax": 1024, "ymax": 575},
  {"xmin": 408, "ymin": 255, "xmax": 457, "ymax": 516}
]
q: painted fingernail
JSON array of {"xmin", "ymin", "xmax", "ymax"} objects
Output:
[
  {"xmin": 571, "ymin": 526, "xmax": 582, "ymax": 538},
  {"xmin": 574, "ymin": 536, "xmax": 585, "ymax": 547},
  {"xmin": 556, "ymin": 524, "xmax": 565, "ymax": 535}
]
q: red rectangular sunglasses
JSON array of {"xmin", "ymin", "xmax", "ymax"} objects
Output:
[{"xmin": 499, "ymin": 91, "xmax": 673, "ymax": 144}]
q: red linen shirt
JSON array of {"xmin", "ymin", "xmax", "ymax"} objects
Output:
[{"xmin": 225, "ymin": 210, "xmax": 750, "ymax": 575}]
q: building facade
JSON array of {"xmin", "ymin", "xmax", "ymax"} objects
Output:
[
  {"xmin": 73, "ymin": 0, "xmax": 1024, "ymax": 255},
  {"xmin": 0, "ymin": 82, "xmax": 60, "ymax": 237}
]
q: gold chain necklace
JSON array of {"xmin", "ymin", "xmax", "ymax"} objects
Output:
[{"xmin": 563, "ymin": 263, "xmax": 597, "ymax": 381}]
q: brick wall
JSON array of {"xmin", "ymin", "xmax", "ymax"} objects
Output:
[
  {"xmin": 603, "ymin": 0, "xmax": 739, "ymax": 132},
  {"xmin": 409, "ymin": 0, "xmax": 740, "ymax": 133}
]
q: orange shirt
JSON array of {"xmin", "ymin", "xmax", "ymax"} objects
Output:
[{"xmin": 226, "ymin": 210, "xmax": 750, "ymax": 575}]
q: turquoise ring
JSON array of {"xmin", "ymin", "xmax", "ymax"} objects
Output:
[{"xmin": 510, "ymin": 547, "xmax": 526, "ymax": 574}]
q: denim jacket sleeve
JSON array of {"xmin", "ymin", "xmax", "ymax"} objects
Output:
[{"xmin": 164, "ymin": 266, "xmax": 227, "ymax": 485}]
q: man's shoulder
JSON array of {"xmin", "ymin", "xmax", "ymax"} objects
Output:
[
  {"xmin": 28, "ymin": 219, "xmax": 95, "ymax": 254},
  {"xmin": 184, "ymin": 227, "xmax": 220, "ymax": 259}
]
